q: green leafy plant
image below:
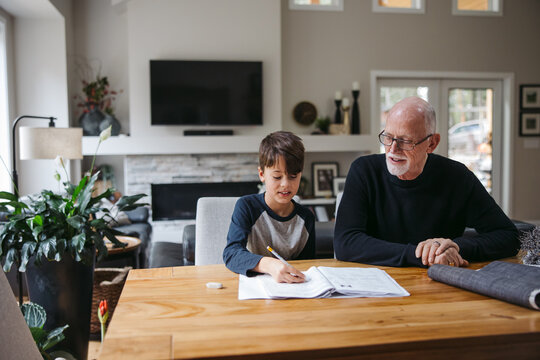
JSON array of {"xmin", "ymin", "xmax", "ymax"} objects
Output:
[
  {"xmin": 21, "ymin": 302, "xmax": 74, "ymax": 360},
  {"xmin": 315, "ymin": 116, "xmax": 331, "ymax": 134},
  {"xmin": 0, "ymin": 126, "xmax": 147, "ymax": 273},
  {"xmin": 74, "ymin": 75, "xmax": 122, "ymax": 116}
]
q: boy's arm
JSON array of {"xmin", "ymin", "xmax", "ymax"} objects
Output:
[{"xmin": 222, "ymin": 198, "xmax": 264, "ymax": 276}]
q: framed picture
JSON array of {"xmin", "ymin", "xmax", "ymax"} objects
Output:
[
  {"xmin": 520, "ymin": 85, "xmax": 540, "ymax": 109},
  {"xmin": 333, "ymin": 176, "xmax": 346, "ymax": 196},
  {"xmin": 312, "ymin": 162, "xmax": 339, "ymax": 197},
  {"xmin": 520, "ymin": 112, "xmax": 540, "ymax": 136}
]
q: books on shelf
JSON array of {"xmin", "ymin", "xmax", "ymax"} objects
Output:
[
  {"xmin": 238, "ymin": 266, "xmax": 410, "ymax": 300},
  {"xmin": 428, "ymin": 261, "xmax": 540, "ymax": 310}
]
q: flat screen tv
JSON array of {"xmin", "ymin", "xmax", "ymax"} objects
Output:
[{"xmin": 150, "ymin": 60, "xmax": 263, "ymax": 126}]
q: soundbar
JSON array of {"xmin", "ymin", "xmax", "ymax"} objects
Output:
[{"xmin": 184, "ymin": 130, "xmax": 234, "ymax": 136}]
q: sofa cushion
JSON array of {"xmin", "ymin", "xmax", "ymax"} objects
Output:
[
  {"xmin": 125, "ymin": 207, "xmax": 150, "ymax": 223},
  {"xmin": 149, "ymin": 242, "xmax": 184, "ymax": 268}
]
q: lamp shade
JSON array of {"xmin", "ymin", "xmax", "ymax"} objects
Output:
[{"xmin": 19, "ymin": 127, "xmax": 83, "ymax": 160}]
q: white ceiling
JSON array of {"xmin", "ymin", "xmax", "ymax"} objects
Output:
[{"xmin": 0, "ymin": 0, "xmax": 59, "ymax": 19}]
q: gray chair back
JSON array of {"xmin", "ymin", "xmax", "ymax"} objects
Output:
[{"xmin": 195, "ymin": 197, "xmax": 239, "ymax": 265}]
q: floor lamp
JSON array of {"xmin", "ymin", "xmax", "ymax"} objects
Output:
[{"xmin": 11, "ymin": 115, "xmax": 83, "ymax": 305}]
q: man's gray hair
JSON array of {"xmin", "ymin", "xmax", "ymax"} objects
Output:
[{"xmin": 422, "ymin": 101, "xmax": 436, "ymax": 134}]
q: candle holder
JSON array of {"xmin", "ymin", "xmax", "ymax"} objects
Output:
[
  {"xmin": 342, "ymin": 101, "xmax": 351, "ymax": 135},
  {"xmin": 334, "ymin": 99, "xmax": 342, "ymax": 124},
  {"xmin": 352, "ymin": 89, "xmax": 360, "ymax": 134}
]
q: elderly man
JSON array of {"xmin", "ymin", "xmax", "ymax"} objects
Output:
[{"xmin": 334, "ymin": 97, "xmax": 518, "ymax": 267}]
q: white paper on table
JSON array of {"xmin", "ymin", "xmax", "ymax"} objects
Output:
[
  {"xmin": 238, "ymin": 274, "xmax": 269, "ymax": 300},
  {"xmin": 238, "ymin": 266, "xmax": 409, "ymax": 300}
]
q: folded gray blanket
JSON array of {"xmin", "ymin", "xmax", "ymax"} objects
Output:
[{"xmin": 428, "ymin": 261, "xmax": 540, "ymax": 310}]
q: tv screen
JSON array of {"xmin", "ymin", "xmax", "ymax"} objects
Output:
[{"xmin": 150, "ymin": 60, "xmax": 263, "ymax": 126}]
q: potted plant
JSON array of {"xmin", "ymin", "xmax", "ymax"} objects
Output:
[
  {"xmin": 22, "ymin": 301, "xmax": 75, "ymax": 360},
  {"xmin": 75, "ymin": 75, "xmax": 122, "ymax": 136},
  {"xmin": 0, "ymin": 126, "xmax": 146, "ymax": 360}
]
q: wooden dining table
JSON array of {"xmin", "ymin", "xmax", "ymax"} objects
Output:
[{"xmin": 98, "ymin": 259, "xmax": 540, "ymax": 359}]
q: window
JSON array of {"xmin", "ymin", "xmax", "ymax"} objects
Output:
[
  {"xmin": 372, "ymin": 0, "xmax": 425, "ymax": 14},
  {"xmin": 289, "ymin": 0, "xmax": 344, "ymax": 11},
  {"xmin": 452, "ymin": 0, "xmax": 503, "ymax": 16},
  {"xmin": 447, "ymin": 87, "xmax": 495, "ymax": 195},
  {"xmin": 378, "ymin": 82, "xmax": 431, "ymax": 152}
]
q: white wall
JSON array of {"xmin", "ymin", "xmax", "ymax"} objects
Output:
[
  {"xmin": 15, "ymin": 14, "xmax": 70, "ymax": 195},
  {"xmin": 71, "ymin": 0, "xmax": 129, "ymax": 133},
  {"xmin": 0, "ymin": 8, "xmax": 13, "ymax": 192},
  {"xmin": 126, "ymin": 0, "xmax": 281, "ymax": 137}
]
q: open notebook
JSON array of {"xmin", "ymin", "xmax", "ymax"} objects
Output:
[{"xmin": 239, "ymin": 266, "xmax": 410, "ymax": 300}]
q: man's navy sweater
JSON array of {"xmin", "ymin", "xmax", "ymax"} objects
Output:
[{"xmin": 334, "ymin": 153, "xmax": 519, "ymax": 267}]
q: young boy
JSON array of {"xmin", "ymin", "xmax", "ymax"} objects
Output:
[{"xmin": 223, "ymin": 131, "xmax": 316, "ymax": 283}]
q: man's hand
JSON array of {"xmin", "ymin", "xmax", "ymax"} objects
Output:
[
  {"xmin": 415, "ymin": 238, "xmax": 461, "ymax": 266},
  {"xmin": 433, "ymin": 247, "xmax": 469, "ymax": 267},
  {"xmin": 254, "ymin": 257, "xmax": 306, "ymax": 283}
]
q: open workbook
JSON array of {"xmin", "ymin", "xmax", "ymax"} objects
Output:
[{"xmin": 238, "ymin": 266, "xmax": 410, "ymax": 300}]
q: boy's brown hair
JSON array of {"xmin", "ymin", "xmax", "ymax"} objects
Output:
[{"xmin": 259, "ymin": 131, "xmax": 304, "ymax": 174}]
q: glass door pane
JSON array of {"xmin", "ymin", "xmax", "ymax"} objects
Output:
[
  {"xmin": 447, "ymin": 88, "xmax": 493, "ymax": 193},
  {"xmin": 377, "ymin": 80, "xmax": 436, "ymax": 153}
]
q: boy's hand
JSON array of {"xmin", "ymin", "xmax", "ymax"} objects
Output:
[{"xmin": 254, "ymin": 257, "xmax": 306, "ymax": 283}]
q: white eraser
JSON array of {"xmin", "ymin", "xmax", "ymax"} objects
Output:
[{"xmin": 206, "ymin": 282, "xmax": 223, "ymax": 289}]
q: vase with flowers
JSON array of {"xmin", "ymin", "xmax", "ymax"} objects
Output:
[
  {"xmin": 0, "ymin": 126, "xmax": 146, "ymax": 359},
  {"xmin": 76, "ymin": 75, "xmax": 122, "ymax": 136}
]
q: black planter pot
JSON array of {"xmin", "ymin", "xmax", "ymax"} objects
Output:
[
  {"xmin": 79, "ymin": 108, "xmax": 105, "ymax": 136},
  {"xmin": 26, "ymin": 254, "xmax": 95, "ymax": 360},
  {"xmin": 99, "ymin": 114, "xmax": 121, "ymax": 136}
]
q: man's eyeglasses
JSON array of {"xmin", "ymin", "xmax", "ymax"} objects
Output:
[{"xmin": 378, "ymin": 131, "xmax": 432, "ymax": 151}]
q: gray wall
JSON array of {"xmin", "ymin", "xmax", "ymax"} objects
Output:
[{"xmin": 282, "ymin": 0, "xmax": 540, "ymax": 220}]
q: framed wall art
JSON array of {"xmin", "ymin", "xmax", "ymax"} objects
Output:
[
  {"xmin": 520, "ymin": 85, "xmax": 540, "ymax": 109},
  {"xmin": 520, "ymin": 112, "xmax": 540, "ymax": 136},
  {"xmin": 312, "ymin": 162, "xmax": 339, "ymax": 197}
]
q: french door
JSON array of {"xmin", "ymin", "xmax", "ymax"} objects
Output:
[{"xmin": 375, "ymin": 77, "xmax": 503, "ymax": 205}]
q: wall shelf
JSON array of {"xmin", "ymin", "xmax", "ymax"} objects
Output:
[{"xmin": 82, "ymin": 134, "xmax": 376, "ymax": 156}]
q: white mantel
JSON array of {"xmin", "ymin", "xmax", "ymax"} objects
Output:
[{"xmin": 82, "ymin": 135, "xmax": 377, "ymax": 155}]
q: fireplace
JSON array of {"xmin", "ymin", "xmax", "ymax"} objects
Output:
[{"xmin": 151, "ymin": 181, "xmax": 260, "ymax": 221}]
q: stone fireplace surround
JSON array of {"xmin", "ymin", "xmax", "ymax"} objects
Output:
[{"xmin": 125, "ymin": 153, "xmax": 260, "ymax": 244}]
